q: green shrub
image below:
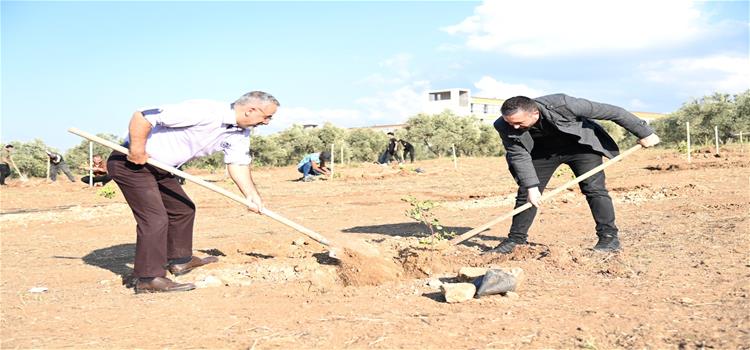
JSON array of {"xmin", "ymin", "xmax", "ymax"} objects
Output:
[
  {"xmin": 4, "ymin": 139, "xmax": 52, "ymax": 178},
  {"xmin": 652, "ymin": 90, "xmax": 749, "ymax": 147},
  {"xmin": 97, "ymin": 183, "xmax": 117, "ymax": 199}
]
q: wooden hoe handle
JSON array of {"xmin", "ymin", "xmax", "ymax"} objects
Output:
[
  {"xmin": 68, "ymin": 127, "xmax": 333, "ymax": 247},
  {"xmin": 450, "ymin": 144, "xmax": 643, "ymax": 245}
]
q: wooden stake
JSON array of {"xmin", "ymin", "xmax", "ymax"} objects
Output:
[
  {"xmin": 452, "ymin": 144, "xmax": 457, "ymax": 169},
  {"xmin": 714, "ymin": 126, "xmax": 719, "ymax": 155},
  {"xmin": 740, "ymin": 131, "xmax": 744, "ymax": 153},
  {"xmin": 686, "ymin": 121, "xmax": 691, "ymax": 163},
  {"xmin": 330, "ymin": 143, "xmax": 335, "ymax": 180},
  {"xmin": 88, "ymin": 141, "xmax": 94, "ymax": 187}
]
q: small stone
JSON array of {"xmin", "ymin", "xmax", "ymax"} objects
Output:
[
  {"xmin": 239, "ymin": 280, "xmax": 253, "ymax": 287},
  {"xmin": 680, "ymin": 297, "xmax": 694, "ymax": 305},
  {"xmin": 196, "ymin": 275, "xmax": 223, "ymax": 288},
  {"xmin": 505, "ymin": 291, "xmax": 520, "ymax": 299},
  {"xmin": 458, "ymin": 267, "xmax": 488, "ymax": 282},
  {"xmin": 28, "ymin": 287, "xmax": 48, "ymax": 293},
  {"xmin": 426, "ymin": 279, "xmax": 443, "ymax": 288},
  {"xmin": 441, "ymin": 283, "xmax": 476, "ymax": 303},
  {"xmin": 292, "ymin": 238, "xmax": 306, "ymax": 246}
]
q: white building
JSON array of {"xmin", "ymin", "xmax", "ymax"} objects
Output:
[
  {"xmin": 425, "ymin": 88, "xmax": 472, "ymax": 115},
  {"xmin": 425, "ymin": 88, "xmax": 504, "ymax": 123}
]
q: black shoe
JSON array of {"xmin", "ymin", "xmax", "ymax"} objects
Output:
[
  {"xmin": 484, "ymin": 239, "xmax": 526, "ymax": 255},
  {"xmin": 593, "ymin": 234, "xmax": 621, "ymax": 252}
]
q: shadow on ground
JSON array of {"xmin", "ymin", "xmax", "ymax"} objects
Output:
[
  {"xmin": 459, "ymin": 234, "xmax": 505, "ymax": 250},
  {"xmin": 421, "ymin": 292, "xmax": 446, "ymax": 303},
  {"xmin": 79, "ymin": 243, "xmax": 136, "ymax": 285},
  {"xmin": 342, "ymin": 222, "xmax": 473, "ymax": 238}
]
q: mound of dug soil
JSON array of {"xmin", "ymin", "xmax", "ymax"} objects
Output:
[{"xmin": 336, "ymin": 248, "xmax": 404, "ymax": 286}]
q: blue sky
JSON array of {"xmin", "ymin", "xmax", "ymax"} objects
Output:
[{"xmin": 2, "ymin": 1, "xmax": 748, "ymax": 151}]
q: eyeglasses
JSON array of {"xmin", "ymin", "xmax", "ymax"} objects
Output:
[{"xmin": 253, "ymin": 105, "xmax": 274, "ymax": 120}]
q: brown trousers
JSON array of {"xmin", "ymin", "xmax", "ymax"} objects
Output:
[{"xmin": 107, "ymin": 152, "xmax": 195, "ymax": 278}]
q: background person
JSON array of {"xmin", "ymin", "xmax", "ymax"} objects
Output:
[
  {"xmin": 489, "ymin": 94, "xmax": 660, "ymax": 254},
  {"xmin": 399, "ymin": 139, "xmax": 415, "ymax": 163},
  {"xmin": 80, "ymin": 154, "xmax": 112, "ymax": 186},
  {"xmin": 0, "ymin": 145, "xmax": 13, "ymax": 185},
  {"xmin": 297, "ymin": 151, "xmax": 331, "ymax": 181},
  {"xmin": 378, "ymin": 132, "xmax": 400, "ymax": 164},
  {"xmin": 47, "ymin": 150, "xmax": 76, "ymax": 182},
  {"xmin": 108, "ymin": 90, "xmax": 279, "ymax": 294}
]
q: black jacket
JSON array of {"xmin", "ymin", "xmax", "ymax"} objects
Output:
[
  {"xmin": 387, "ymin": 138, "xmax": 397, "ymax": 154},
  {"xmin": 494, "ymin": 94, "xmax": 654, "ymax": 188},
  {"xmin": 48, "ymin": 153, "xmax": 64, "ymax": 165}
]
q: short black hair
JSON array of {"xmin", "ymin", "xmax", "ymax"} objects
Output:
[
  {"xmin": 386, "ymin": 132, "xmax": 395, "ymax": 136},
  {"xmin": 4, "ymin": 144, "xmax": 13, "ymax": 149},
  {"xmin": 501, "ymin": 96, "xmax": 538, "ymax": 117},
  {"xmin": 319, "ymin": 151, "xmax": 331, "ymax": 162}
]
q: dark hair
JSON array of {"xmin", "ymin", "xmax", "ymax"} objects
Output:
[
  {"xmin": 4, "ymin": 144, "xmax": 13, "ymax": 149},
  {"xmin": 386, "ymin": 132, "xmax": 394, "ymax": 136},
  {"xmin": 501, "ymin": 96, "xmax": 538, "ymax": 117},
  {"xmin": 319, "ymin": 151, "xmax": 331, "ymax": 162}
]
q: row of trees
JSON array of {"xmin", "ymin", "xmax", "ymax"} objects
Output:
[
  {"xmin": 190, "ymin": 111, "xmax": 503, "ymax": 168},
  {"xmin": 3, "ymin": 90, "xmax": 747, "ymax": 178},
  {"xmin": 4, "ymin": 134, "xmax": 122, "ymax": 178},
  {"xmin": 649, "ymin": 90, "xmax": 749, "ymax": 147}
]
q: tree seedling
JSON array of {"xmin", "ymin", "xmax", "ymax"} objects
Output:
[
  {"xmin": 97, "ymin": 184, "xmax": 117, "ymax": 199},
  {"xmin": 402, "ymin": 195, "xmax": 456, "ymax": 244}
]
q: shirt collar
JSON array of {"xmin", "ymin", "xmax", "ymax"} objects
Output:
[
  {"xmin": 223, "ymin": 105, "xmax": 238, "ymax": 127},
  {"xmin": 529, "ymin": 116, "xmax": 543, "ymax": 131}
]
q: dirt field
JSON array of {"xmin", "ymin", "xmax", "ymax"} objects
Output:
[{"xmin": 1, "ymin": 146, "xmax": 748, "ymax": 349}]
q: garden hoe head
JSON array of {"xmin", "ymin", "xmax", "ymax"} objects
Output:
[{"xmin": 327, "ymin": 247, "xmax": 341, "ymax": 260}]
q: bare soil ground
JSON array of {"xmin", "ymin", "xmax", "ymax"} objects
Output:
[{"xmin": 1, "ymin": 146, "xmax": 748, "ymax": 349}]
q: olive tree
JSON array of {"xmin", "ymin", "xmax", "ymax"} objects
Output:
[{"xmin": 65, "ymin": 133, "xmax": 123, "ymax": 172}]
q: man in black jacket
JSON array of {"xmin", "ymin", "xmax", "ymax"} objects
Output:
[
  {"xmin": 489, "ymin": 94, "xmax": 660, "ymax": 254},
  {"xmin": 399, "ymin": 139, "xmax": 415, "ymax": 163},
  {"xmin": 0, "ymin": 145, "xmax": 13, "ymax": 185},
  {"xmin": 46, "ymin": 150, "xmax": 76, "ymax": 182},
  {"xmin": 378, "ymin": 132, "xmax": 401, "ymax": 164}
]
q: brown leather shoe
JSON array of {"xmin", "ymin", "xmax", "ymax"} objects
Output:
[
  {"xmin": 134, "ymin": 277, "xmax": 196, "ymax": 294},
  {"xmin": 167, "ymin": 256, "xmax": 219, "ymax": 276}
]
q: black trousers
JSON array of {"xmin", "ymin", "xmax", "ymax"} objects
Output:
[
  {"xmin": 81, "ymin": 175, "xmax": 112, "ymax": 185},
  {"xmin": 403, "ymin": 148, "xmax": 414, "ymax": 163},
  {"xmin": 50, "ymin": 162, "xmax": 76, "ymax": 182},
  {"xmin": 508, "ymin": 151, "xmax": 617, "ymax": 242},
  {"xmin": 107, "ymin": 152, "xmax": 196, "ymax": 278},
  {"xmin": 0, "ymin": 163, "xmax": 10, "ymax": 185}
]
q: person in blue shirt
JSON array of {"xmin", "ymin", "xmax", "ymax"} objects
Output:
[{"xmin": 297, "ymin": 151, "xmax": 331, "ymax": 181}]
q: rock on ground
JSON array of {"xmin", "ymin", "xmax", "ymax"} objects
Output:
[{"xmin": 441, "ymin": 283, "xmax": 476, "ymax": 303}]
